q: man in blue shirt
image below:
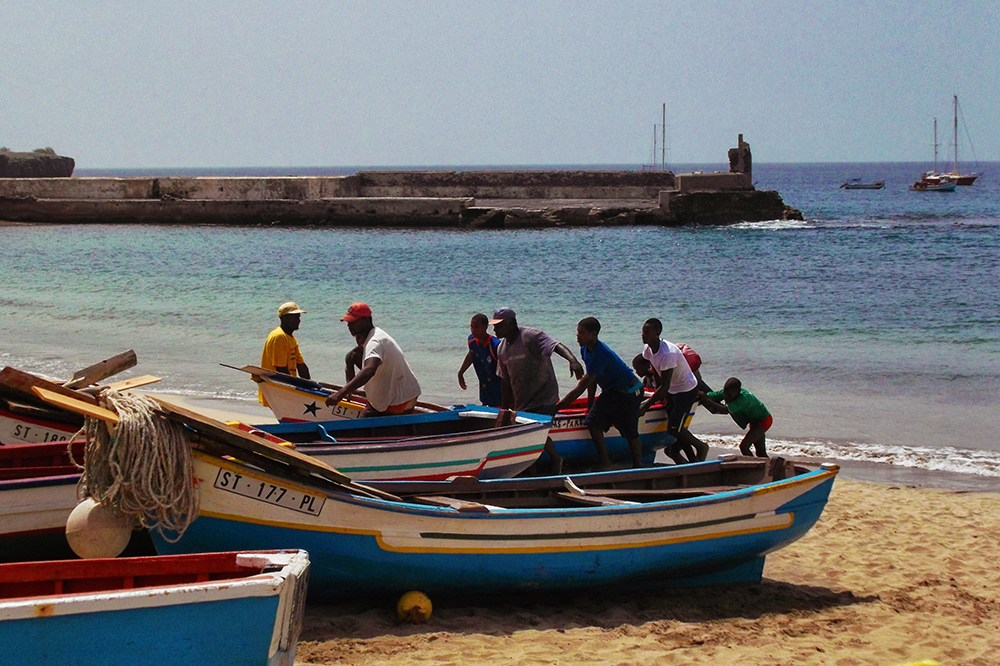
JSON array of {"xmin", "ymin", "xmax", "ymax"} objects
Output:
[
  {"xmin": 555, "ymin": 317, "xmax": 645, "ymax": 469},
  {"xmin": 457, "ymin": 313, "xmax": 502, "ymax": 407}
]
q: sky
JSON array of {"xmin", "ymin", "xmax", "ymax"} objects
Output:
[{"xmin": 3, "ymin": 1, "xmax": 998, "ymax": 169}]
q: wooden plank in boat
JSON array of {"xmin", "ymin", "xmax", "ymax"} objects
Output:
[
  {"xmin": 557, "ymin": 492, "xmax": 638, "ymax": 507},
  {"xmin": 596, "ymin": 486, "xmax": 748, "ymax": 499},
  {"xmin": 62, "ymin": 350, "xmax": 137, "ymax": 389},
  {"xmin": 0, "ymin": 367, "xmax": 98, "ymax": 406},
  {"xmin": 103, "ymin": 375, "xmax": 161, "ymax": 392},
  {"xmin": 32, "ymin": 387, "xmax": 120, "ymax": 424},
  {"xmin": 412, "ymin": 495, "xmax": 493, "ymax": 512}
]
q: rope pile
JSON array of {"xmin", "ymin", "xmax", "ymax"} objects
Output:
[{"xmin": 69, "ymin": 390, "xmax": 199, "ymax": 541}]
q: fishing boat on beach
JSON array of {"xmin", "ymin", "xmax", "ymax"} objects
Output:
[
  {"xmin": 236, "ymin": 365, "xmax": 677, "ymax": 469},
  {"xmin": 839, "ymin": 178, "xmax": 885, "ymax": 190},
  {"xmin": 0, "ymin": 440, "xmax": 83, "ymax": 562},
  {"xmin": 0, "ymin": 352, "xmax": 159, "ymax": 446},
  {"xmin": 37, "ymin": 390, "xmax": 837, "ymax": 598},
  {"xmin": 154, "ymin": 449, "xmax": 838, "ymax": 596},
  {"xmin": 0, "ymin": 549, "xmax": 310, "ymax": 666},
  {"xmin": 242, "ymin": 407, "xmax": 551, "ymax": 481}
]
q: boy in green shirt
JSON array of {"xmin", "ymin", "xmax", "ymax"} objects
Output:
[{"xmin": 700, "ymin": 377, "xmax": 772, "ymax": 458}]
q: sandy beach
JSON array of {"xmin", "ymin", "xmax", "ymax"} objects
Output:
[{"xmin": 294, "ymin": 479, "xmax": 999, "ymax": 666}]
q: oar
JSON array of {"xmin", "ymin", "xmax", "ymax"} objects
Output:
[{"xmin": 63, "ymin": 350, "xmax": 138, "ymax": 389}]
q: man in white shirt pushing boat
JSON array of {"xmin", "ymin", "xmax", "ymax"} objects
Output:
[{"xmin": 325, "ymin": 302, "xmax": 422, "ymax": 417}]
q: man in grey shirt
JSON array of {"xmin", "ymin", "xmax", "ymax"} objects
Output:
[{"xmin": 491, "ymin": 307, "xmax": 583, "ymax": 473}]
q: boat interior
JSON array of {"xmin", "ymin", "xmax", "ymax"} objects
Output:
[
  {"xmin": 0, "ymin": 440, "xmax": 84, "ymax": 481},
  {"xmin": 0, "ymin": 552, "xmax": 265, "ymax": 600},
  {"xmin": 258, "ymin": 409, "xmax": 543, "ymax": 445},
  {"xmin": 363, "ymin": 456, "xmax": 821, "ymax": 510}
]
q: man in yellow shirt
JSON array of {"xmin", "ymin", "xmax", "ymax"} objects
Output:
[{"xmin": 258, "ymin": 301, "xmax": 311, "ymax": 406}]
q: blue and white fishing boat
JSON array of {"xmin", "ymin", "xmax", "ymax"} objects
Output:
[
  {"xmin": 153, "ymin": 448, "xmax": 838, "ymax": 597},
  {"xmin": 246, "ymin": 406, "xmax": 550, "ymax": 481},
  {"xmin": 238, "ymin": 365, "xmax": 676, "ymax": 469},
  {"xmin": 33, "ymin": 393, "xmax": 834, "ymax": 598},
  {"xmin": 0, "ymin": 549, "xmax": 310, "ymax": 666}
]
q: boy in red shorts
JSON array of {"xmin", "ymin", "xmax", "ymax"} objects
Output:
[{"xmin": 699, "ymin": 377, "xmax": 772, "ymax": 458}]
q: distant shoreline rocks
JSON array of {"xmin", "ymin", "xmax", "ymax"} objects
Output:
[{"xmin": 0, "ymin": 148, "xmax": 75, "ymax": 178}]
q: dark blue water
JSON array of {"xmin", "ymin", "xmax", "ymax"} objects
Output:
[{"xmin": 4, "ymin": 162, "xmax": 999, "ymax": 487}]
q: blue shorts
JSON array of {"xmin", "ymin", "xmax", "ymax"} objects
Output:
[{"xmin": 584, "ymin": 387, "xmax": 642, "ymax": 440}]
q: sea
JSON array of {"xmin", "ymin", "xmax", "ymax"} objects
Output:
[{"xmin": 2, "ymin": 161, "xmax": 998, "ymax": 491}]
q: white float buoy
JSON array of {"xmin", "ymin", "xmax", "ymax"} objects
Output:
[{"xmin": 65, "ymin": 498, "xmax": 133, "ymax": 559}]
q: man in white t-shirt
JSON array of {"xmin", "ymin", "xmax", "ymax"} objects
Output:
[
  {"xmin": 639, "ymin": 317, "xmax": 709, "ymax": 464},
  {"xmin": 325, "ymin": 302, "xmax": 421, "ymax": 417}
]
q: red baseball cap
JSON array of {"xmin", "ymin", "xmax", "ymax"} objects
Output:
[{"xmin": 341, "ymin": 302, "xmax": 373, "ymax": 322}]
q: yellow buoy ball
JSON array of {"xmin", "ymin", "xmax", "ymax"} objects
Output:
[
  {"xmin": 65, "ymin": 498, "xmax": 133, "ymax": 559},
  {"xmin": 396, "ymin": 590, "xmax": 432, "ymax": 623}
]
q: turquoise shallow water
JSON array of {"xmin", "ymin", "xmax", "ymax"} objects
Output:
[{"xmin": 2, "ymin": 162, "xmax": 999, "ymax": 489}]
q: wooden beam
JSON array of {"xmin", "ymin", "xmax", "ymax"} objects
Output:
[
  {"xmin": 1, "ymin": 367, "xmax": 98, "ymax": 406},
  {"xmin": 63, "ymin": 350, "xmax": 137, "ymax": 389}
]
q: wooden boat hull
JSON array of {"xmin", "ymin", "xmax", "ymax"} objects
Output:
[
  {"xmin": 0, "ymin": 403, "xmax": 79, "ymax": 445},
  {"xmin": 911, "ymin": 180, "xmax": 957, "ymax": 192},
  {"xmin": 254, "ymin": 373, "xmax": 675, "ymax": 468},
  {"xmin": 153, "ymin": 452, "xmax": 838, "ymax": 597},
  {"xmin": 0, "ymin": 441, "xmax": 157, "ymax": 562},
  {"xmin": 0, "ymin": 550, "xmax": 310, "ymax": 666},
  {"xmin": 252, "ymin": 408, "xmax": 550, "ymax": 481},
  {"xmin": 0, "ymin": 442, "xmax": 82, "ymax": 559}
]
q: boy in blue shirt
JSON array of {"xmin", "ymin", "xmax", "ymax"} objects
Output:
[
  {"xmin": 457, "ymin": 313, "xmax": 502, "ymax": 407},
  {"xmin": 555, "ymin": 317, "xmax": 645, "ymax": 469}
]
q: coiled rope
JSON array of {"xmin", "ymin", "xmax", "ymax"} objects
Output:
[{"xmin": 69, "ymin": 390, "xmax": 199, "ymax": 541}]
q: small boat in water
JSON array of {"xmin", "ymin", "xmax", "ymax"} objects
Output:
[
  {"xmin": 912, "ymin": 118, "xmax": 959, "ymax": 192},
  {"xmin": 840, "ymin": 178, "xmax": 885, "ymax": 190},
  {"xmin": 0, "ymin": 549, "xmax": 310, "ymax": 666},
  {"xmin": 943, "ymin": 94, "xmax": 979, "ymax": 186},
  {"xmin": 910, "ymin": 173, "xmax": 957, "ymax": 192}
]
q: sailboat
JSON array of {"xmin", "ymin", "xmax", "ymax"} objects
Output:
[
  {"xmin": 943, "ymin": 95, "xmax": 979, "ymax": 186},
  {"xmin": 911, "ymin": 118, "xmax": 957, "ymax": 192}
]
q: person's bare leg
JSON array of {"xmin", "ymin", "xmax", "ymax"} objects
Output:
[
  {"xmin": 678, "ymin": 429, "xmax": 709, "ymax": 461},
  {"xmin": 544, "ymin": 437, "xmax": 563, "ymax": 474},
  {"xmin": 589, "ymin": 426, "xmax": 613, "ymax": 470},
  {"xmin": 627, "ymin": 437, "xmax": 643, "ymax": 467},
  {"xmin": 739, "ymin": 424, "xmax": 767, "ymax": 457}
]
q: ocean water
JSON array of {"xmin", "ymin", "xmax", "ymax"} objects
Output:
[{"xmin": 3, "ymin": 161, "xmax": 999, "ymax": 490}]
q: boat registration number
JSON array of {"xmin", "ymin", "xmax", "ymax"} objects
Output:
[
  {"xmin": 213, "ymin": 469, "xmax": 325, "ymax": 515},
  {"xmin": 329, "ymin": 402, "xmax": 361, "ymax": 419},
  {"xmin": 553, "ymin": 416, "xmax": 585, "ymax": 429}
]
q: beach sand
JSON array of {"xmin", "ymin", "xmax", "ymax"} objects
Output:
[{"xmin": 294, "ymin": 479, "xmax": 1000, "ymax": 666}]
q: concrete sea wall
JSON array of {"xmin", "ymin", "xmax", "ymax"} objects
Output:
[{"xmin": 0, "ymin": 138, "xmax": 802, "ymax": 227}]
